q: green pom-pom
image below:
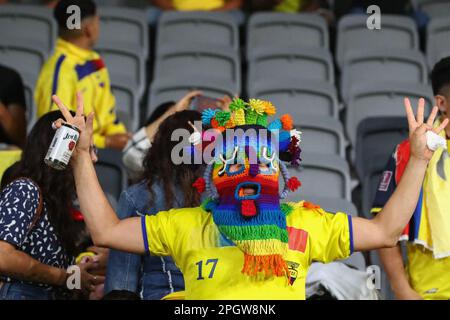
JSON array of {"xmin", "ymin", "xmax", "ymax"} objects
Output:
[
  {"xmin": 229, "ymin": 98, "xmax": 248, "ymax": 112},
  {"xmin": 256, "ymin": 115, "xmax": 268, "ymax": 127},
  {"xmin": 281, "ymin": 203, "xmax": 294, "ymax": 217},
  {"xmin": 245, "ymin": 109, "xmax": 258, "ymax": 124},
  {"xmin": 215, "ymin": 111, "xmax": 231, "ymax": 126}
]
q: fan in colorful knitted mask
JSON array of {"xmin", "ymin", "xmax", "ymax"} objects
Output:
[{"xmin": 192, "ymin": 98, "xmax": 302, "ymax": 278}]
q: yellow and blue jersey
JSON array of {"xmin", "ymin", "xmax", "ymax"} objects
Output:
[
  {"xmin": 142, "ymin": 201, "xmax": 353, "ymax": 300},
  {"xmin": 35, "ymin": 38, "xmax": 126, "ymax": 148},
  {"xmin": 173, "ymin": 0, "xmax": 224, "ymax": 11}
]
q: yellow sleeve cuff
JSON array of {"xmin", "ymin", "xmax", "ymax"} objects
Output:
[{"xmin": 93, "ymin": 134, "xmax": 106, "ymax": 149}]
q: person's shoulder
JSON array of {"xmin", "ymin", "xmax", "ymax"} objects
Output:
[
  {"xmin": 166, "ymin": 206, "xmax": 210, "ymax": 220},
  {"xmin": 285, "ymin": 201, "xmax": 333, "ymax": 227},
  {"xmin": 1, "ymin": 177, "xmax": 40, "ymax": 201}
]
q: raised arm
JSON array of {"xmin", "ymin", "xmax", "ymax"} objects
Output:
[
  {"xmin": 353, "ymin": 98, "xmax": 449, "ymax": 251},
  {"xmin": 52, "ymin": 94, "xmax": 145, "ymax": 254}
]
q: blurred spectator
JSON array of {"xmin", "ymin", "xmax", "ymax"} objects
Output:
[
  {"xmin": 372, "ymin": 57, "xmax": 450, "ymax": 300},
  {"xmin": 334, "ymin": 0, "xmax": 410, "ymax": 19},
  {"xmin": 105, "ymin": 110, "xmax": 204, "ymax": 300},
  {"xmin": 250, "ymin": 0, "xmax": 334, "ymax": 25},
  {"xmin": 122, "ymin": 91, "xmax": 201, "ymax": 180},
  {"xmin": 147, "ymin": 0, "xmax": 244, "ymax": 25},
  {"xmin": 0, "ymin": 111, "xmax": 101, "ymax": 300},
  {"xmin": 0, "ymin": 64, "xmax": 27, "ymax": 148},
  {"xmin": 35, "ymin": 0, "xmax": 130, "ymax": 150}
]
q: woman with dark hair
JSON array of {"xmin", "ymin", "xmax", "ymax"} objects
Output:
[
  {"xmin": 0, "ymin": 111, "xmax": 101, "ymax": 300},
  {"xmin": 104, "ymin": 109, "xmax": 204, "ymax": 300}
]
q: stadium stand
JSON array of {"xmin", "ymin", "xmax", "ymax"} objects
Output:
[
  {"xmin": 110, "ymin": 82, "xmax": 140, "ymax": 132},
  {"xmin": 0, "ymin": 4, "xmax": 56, "ymax": 55},
  {"xmin": 336, "ymin": 14, "xmax": 419, "ymax": 69},
  {"xmin": 411, "ymin": 0, "xmax": 450, "ymax": 19},
  {"xmin": 247, "ymin": 12, "xmax": 329, "ymax": 57},
  {"xmin": 249, "ymin": 80, "xmax": 339, "ymax": 119},
  {"xmin": 426, "ymin": 17, "xmax": 450, "ymax": 69}
]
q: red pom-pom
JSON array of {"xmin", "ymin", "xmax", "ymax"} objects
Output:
[
  {"xmin": 192, "ymin": 177, "xmax": 206, "ymax": 193},
  {"xmin": 280, "ymin": 114, "xmax": 293, "ymax": 131},
  {"xmin": 287, "ymin": 177, "xmax": 301, "ymax": 192}
]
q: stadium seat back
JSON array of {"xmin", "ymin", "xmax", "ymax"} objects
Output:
[
  {"xmin": 286, "ymin": 154, "xmax": 351, "ymax": 201},
  {"xmin": 345, "ymin": 83, "xmax": 433, "ymax": 147},
  {"xmin": 248, "ymin": 47, "xmax": 334, "ymax": 89},
  {"xmin": 249, "ymin": 80, "xmax": 338, "ymax": 119},
  {"xmin": 427, "ymin": 17, "xmax": 450, "ymax": 68},
  {"xmin": 95, "ymin": 149, "xmax": 127, "ymax": 202},
  {"xmin": 247, "ymin": 13, "xmax": 328, "ymax": 57},
  {"xmin": 341, "ymin": 50, "xmax": 428, "ymax": 101},
  {"xmin": 97, "ymin": 7, "xmax": 149, "ymax": 59},
  {"xmin": 0, "ymin": 5, "xmax": 56, "ymax": 54},
  {"xmin": 157, "ymin": 12, "xmax": 239, "ymax": 51},
  {"xmin": 412, "ymin": 0, "xmax": 450, "ymax": 19},
  {"xmin": 0, "ymin": 45, "xmax": 46, "ymax": 86},
  {"xmin": 111, "ymin": 83, "xmax": 140, "ymax": 132},
  {"xmin": 154, "ymin": 45, "xmax": 240, "ymax": 91},
  {"xmin": 148, "ymin": 78, "xmax": 236, "ymax": 117},
  {"xmin": 296, "ymin": 115, "xmax": 346, "ymax": 157},
  {"xmin": 337, "ymin": 14, "xmax": 419, "ymax": 69}
]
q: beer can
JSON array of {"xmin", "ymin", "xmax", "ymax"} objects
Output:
[{"xmin": 45, "ymin": 123, "xmax": 80, "ymax": 170}]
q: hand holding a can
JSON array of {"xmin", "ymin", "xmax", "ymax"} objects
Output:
[{"xmin": 51, "ymin": 93, "xmax": 96, "ymax": 162}]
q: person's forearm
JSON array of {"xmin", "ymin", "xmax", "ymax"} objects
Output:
[
  {"xmin": 378, "ymin": 246, "xmax": 412, "ymax": 297},
  {"xmin": 145, "ymin": 108, "xmax": 175, "ymax": 142},
  {"xmin": 72, "ymin": 151, "xmax": 120, "ymax": 246},
  {"xmin": 0, "ymin": 250, "xmax": 66, "ymax": 286},
  {"xmin": 374, "ymin": 157, "xmax": 428, "ymax": 245}
]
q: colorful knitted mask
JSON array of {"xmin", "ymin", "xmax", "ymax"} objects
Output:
[{"xmin": 193, "ymin": 98, "xmax": 303, "ymax": 278}]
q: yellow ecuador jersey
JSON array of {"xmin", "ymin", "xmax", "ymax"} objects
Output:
[
  {"xmin": 173, "ymin": 0, "xmax": 224, "ymax": 11},
  {"xmin": 142, "ymin": 201, "xmax": 353, "ymax": 300},
  {"xmin": 35, "ymin": 38, "xmax": 126, "ymax": 148}
]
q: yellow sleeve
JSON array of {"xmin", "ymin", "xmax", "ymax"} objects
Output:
[
  {"xmin": 308, "ymin": 211, "xmax": 353, "ymax": 264},
  {"xmin": 142, "ymin": 211, "xmax": 173, "ymax": 257},
  {"xmin": 35, "ymin": 57, "xmax": 77, "ymax": 117}
]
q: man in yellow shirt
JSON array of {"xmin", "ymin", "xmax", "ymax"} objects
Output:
[
  {"xmin": 52, "ymin": 93, "xmax": 447, "ymax": 299},
  {"xmin": 373, "ymin": 57, "xmax": 450, "ymax": 300},
  {"xmin": 35, "ymin": 0, "xmax": 128, "ymax": 150}
]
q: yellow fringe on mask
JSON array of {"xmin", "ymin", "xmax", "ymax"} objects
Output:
[
  {"xmin": 233, "ymin": 108, "xmax": 246, "ymax": 126},
  {"xmin": 242, "ymin": 254, "xmax": 289, "ymax": 278}
]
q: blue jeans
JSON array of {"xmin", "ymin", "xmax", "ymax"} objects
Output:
[{"xmin": 0, "ymin": 282, "xmax": 56, "ymax": 300}]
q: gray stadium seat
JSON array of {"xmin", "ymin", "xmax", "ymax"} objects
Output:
[
  {"xmin": 111, "ymin": 82, "xmax": 140, "ymax": 132},
  {"xmin": 341, "ymin": 49, "xmax": 428, "ymax": 102},
  {"xmin": 411, "ymin": 0, "xmax": 450, "ymax": 19},
  {"xmin": 96, "ymin": 47, "xmax": 145, "ymax": 97},
  {"xmin": 427, "ymin": 17, "xmax": 450, "ymax": 69},
  {"xmin": 97, "ymin": 6, "xmax": 149, "ymax": 59},
  {"xmin": 154, "ymin": 45, "xmax": 241, "ymax": 93},
  {"xmin": 361, "ymin": 158, "xmax": 386, "ymax": 219},
  {"xmin": 249, "ymin": 80, "xmax": 339, "ymax": 119},
  {"xmin": 147, "ymin": 77, "xmax": 236, "ymax": 117},
  {"xmin": 157, "ymin": 11, "xmax": 239, "ymax": 52},
  {"xmin": 355, "ymin": 117, "xmax": 409, "ymax": 181},
  {"xmin": 248, "ymin": 47, "xmax": 335, "ymax": 89},
  {"xmin": 336, "ymin": 14, "xmax": 419, "ymax": 69},
  {"xmin": 22, "ymin": 78, "xmax": 36, "ymax": 132},
  {"xmin": 339, "ymin": 252, "xmax": 367, "ymax": 271},
  {"xmin": 95, "ymin": 148, "xmax": 128, "ymax": 203},
  {"xmin": 0, "ymin": 5, "xmax": 56, "ymax": 54},
  {"xmin": 345, "ymin": 83, "xmax": 433, "ymax": 147},
  {"xmin": 369, "ymin": 250, "xmax": 395, "ymax": 300},
  {"xmin": 0, "ymin": 45, "xmax": 46, "ymax": 87},
  {"xmin": 284, "ymin": 195, "xmax": 358, "ymax": 217},
  {"xmin": 295, "ymin": 115, "xmax": 346, "ymax": 158},
  {"xmin": 286, "ymin": 153, "xmax": 352, "ymax": 201},
  {"xmin": 247, "ymin": 13, "xmax": 328, "ymax": 57}
]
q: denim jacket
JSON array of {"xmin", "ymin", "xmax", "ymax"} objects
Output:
[{"xmin": 104, "ymin": 180, "xmax": 185, "ymax": 300}]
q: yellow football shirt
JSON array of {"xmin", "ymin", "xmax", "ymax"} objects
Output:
[
  {"xmin": 142, "ymin": 201, "xmax": 353, "ymax": 300},
  {"xmin": 35, "ymin": 38, "xmax": 126, "ymax": 148}
]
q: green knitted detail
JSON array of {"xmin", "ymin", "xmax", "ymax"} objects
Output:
[
  {"xmin": 256, "ymin": 115, "xmax": 268, "ymax": 127},
  {"xmin": 229, "ymin": 98, "xmax": 248, "ymax": 111},
  {"xmin": 215, "ymin": 111, "xmax": 231, "ymax": 126},
  {"xmin": 280, "ymin": 203, "xmax": 294, "ymax": 217},
  {"xmin": 218, "ymin": 225, "xmax": 289, "ymax": 242},
  {"xmin": 245, "ymin": 110, "xmax": 258, "ymax": 125}
]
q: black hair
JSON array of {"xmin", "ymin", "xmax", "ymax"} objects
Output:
[
  {"xmin": 145, "ymin": 101, "xmax": 176, "ymax": 126},
  {"xmin": 5, "ymin": 111, "xmax": 80, "ymax": 256},
  {"xmin": 54, "ymin": 0, "xmax": 97, "ymax": 31},
  {"xmin": 431, "ymin": 57, "xmax": 450, "ymax": 96}
]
